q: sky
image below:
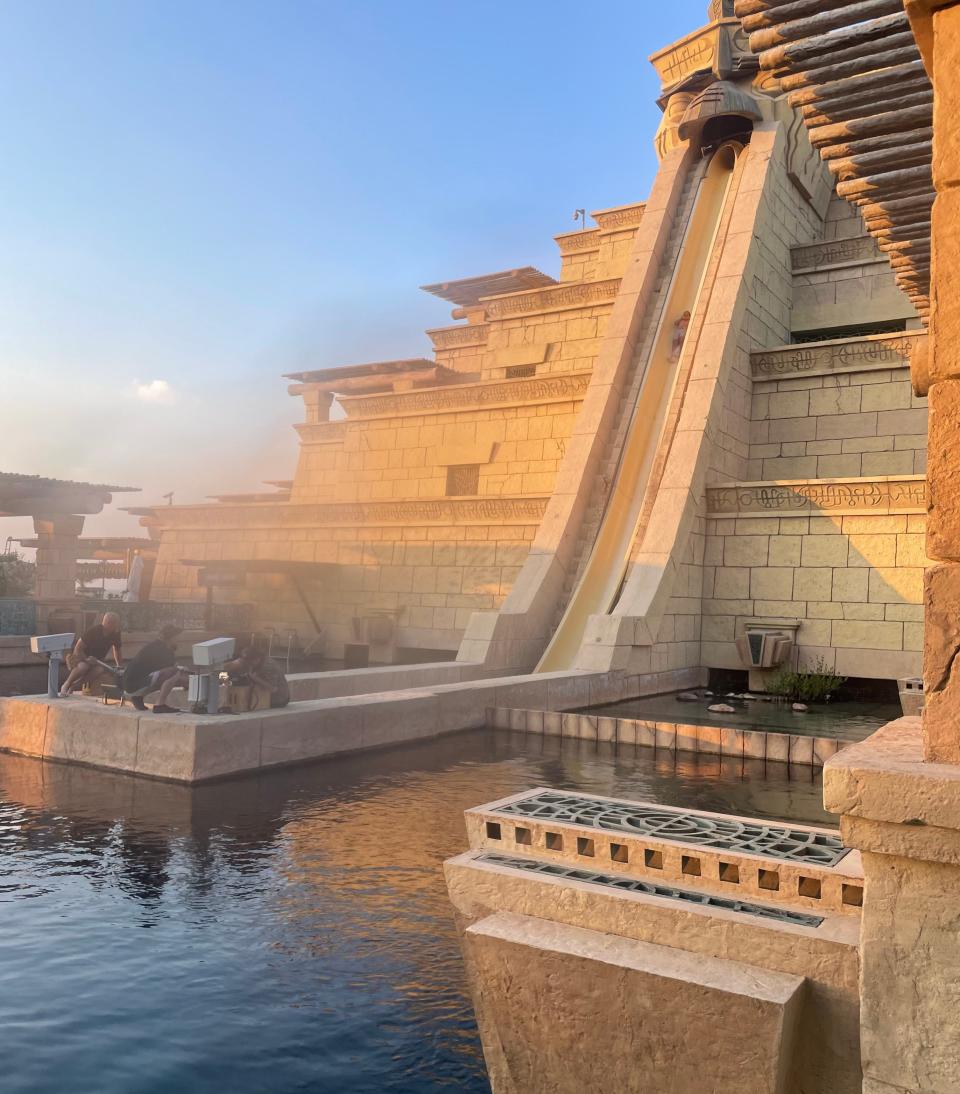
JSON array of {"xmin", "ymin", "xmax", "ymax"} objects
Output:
[{"xmin": 0, "ymin": 0, "xmax": 710, "ymax": 545}]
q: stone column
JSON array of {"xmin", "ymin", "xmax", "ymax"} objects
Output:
[
  {"xmin": 826, "ymin": 9, "xmax": 960, "ymax": 1094},
  {"xmin": 32, "ymin": 514, "xmax": 84, "ymax": 629},
  {"xmin": 921, "ymin": 0, "xmax": 960, "ymax": 761}
]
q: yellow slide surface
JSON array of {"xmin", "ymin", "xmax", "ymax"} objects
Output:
[{"xmin": 537, "ymin": 143, "xmax": 740, "ymax": 672}]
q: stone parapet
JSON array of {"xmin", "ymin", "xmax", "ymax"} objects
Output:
[
  {"xmin": 751, "ymin": 331, "xmax": 926, "ymax": 382},
  {"xmin": 481, "ymin": 278, "xmax": 620, "ymax": 319},
  {"xmin": 791, "ymin": 235, "xmax": 882, "ymax": 273},
  {"xmin": 336, "ymin": 370, "xmax": 591, "ymax": 420},
  {"xmin": 707, "ymin": 476, "xmax": 927, "ymax": 517}
]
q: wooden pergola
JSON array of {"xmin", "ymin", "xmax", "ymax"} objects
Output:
[{"xmin": 735, "ymin": 0, "xmax": 933, "ymax": 318}]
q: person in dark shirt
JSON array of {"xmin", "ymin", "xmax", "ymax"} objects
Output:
[
  {"xmin": 59, "ymin": 612, "xmax": 123, "ymax": 696},
  {"xmin": 122, "ymin": 625, "xmax": 189, "ymax": 712},
  {"xmin": 225, "ymin": 646, "xmax": 290, "ymax": 708}
]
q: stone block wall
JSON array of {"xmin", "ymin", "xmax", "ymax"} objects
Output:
[
  {"xmin": 701, "ymin": 511, "xmax": 929, "ymax": 679},
  {"xmin": 748, "ymin": 367, "xmax": 928, "ymax": 481}
]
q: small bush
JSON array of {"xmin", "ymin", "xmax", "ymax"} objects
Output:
[{"xmin": 766, "ymin": 657, "xmax": 847, "ymax": 703}]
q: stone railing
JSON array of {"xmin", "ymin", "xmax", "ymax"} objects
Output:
[
  {"xmin": 706, "ymin": 476, "xmax": 927, "ymax": 517},
  {"xmin": 751, "ymin": 331, "xmax": 926, "ymax": 381}
]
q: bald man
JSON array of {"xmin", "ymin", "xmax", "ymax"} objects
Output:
[{"xmin": 59, "ymin": 611, "xmax": 123, "ymax": 696}]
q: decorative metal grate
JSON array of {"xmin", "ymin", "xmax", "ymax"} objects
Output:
[
  {"xmin": 477, "ymin": 853, "xmax": 824, "ymax": 928},
  {"xmin": 492, "ymin": 791, "xmax": 849, "ymax": 866},
  {"xmin": 0, "ymin": 598, "xmax": 37, "ymax": 636}
]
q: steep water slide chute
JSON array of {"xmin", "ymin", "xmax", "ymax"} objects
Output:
[{"xmin": 536, "ymin": 142, "xmax": 741, "ymax": 672}]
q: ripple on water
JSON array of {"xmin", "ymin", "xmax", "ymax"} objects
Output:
[{"xmin": 0, "ymin": 728, "xmax": 831, "ymax": 1094}]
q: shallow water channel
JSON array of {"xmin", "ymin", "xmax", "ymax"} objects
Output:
[{"xmin": 0, "ymin": 729, "xmax": 831, "ymax": 1094}]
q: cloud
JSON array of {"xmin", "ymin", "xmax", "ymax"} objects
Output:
[{"xmin": 132, "ymin": 378, "xmax": 176, "ymax": 404}]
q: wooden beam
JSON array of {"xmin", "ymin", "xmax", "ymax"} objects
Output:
[
  {"xmin": 808, "ymin": 104, "xmax": 933, "ymax": 148},
  {"xmin": 787, "ymin": 60, "xmax": 928, "ymax": 108},
  {"xmin": 837, "ymin": 164, "xmax": 933, "ymax": 198},
  {"xmin": 760, "ymin": 12, "xmax": 911, "ymax": 73},
  {"xmin": 737, "ymin": 0, "xmax": 869, "ymax": 29},
  {"xmin": 819, "ymin": 126, "xmax": 934, "ymax": 161},
  {"xmin": 802, "ymin": 87, "xmax": 932, "ymax": 128},
  {"xmin": 827, "ymin": 141, "xmax": 932, "ymax": 181},
  {"xmin": 778, "ymin": 37, "xmax": 919, "ymax": 92},
  {"xmin": 749, "ymin": 0, "xmax": 905, "ymax": 53}
]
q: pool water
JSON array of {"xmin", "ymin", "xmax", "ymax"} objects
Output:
[
  {"xmin": 0, "ymin": 730, "xmax": 831, "ymax": 1094},
  {"xmin": 583, "ymin": 693, "xmax": 901, "ymax": 742}
]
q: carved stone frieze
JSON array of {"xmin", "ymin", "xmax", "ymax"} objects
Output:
[
  {"xmin": 592, "ymin": 204, "xmax": 646, "ymax": 231},
  {"xmin": 555, "ymin": 229, "xmax": 601, "ymax": 254},
  {"xmin": 751, "ymin": 332, "xmax": 926, "ymax": 380},
  {"xmin": 295, "ymin": 421, "xmax": 348, "ymax": 444},
  {"xmin": 482, "ymin": 278, "xmax": 619, "ymax": 319},
  {"xmin": 707, "ymin": 477, "xmax": 927, "ymax": 516},
  {"xmin": 148, "ymin": 497, "xmax": 549, "ymax": 529},
  {"xmin": 791, "ymin": 235, "xmax": 880, "ymax": 272},
  {"xmin": 338, "ymin": 371, "xmax": 592, "ymax": 420},
  {"xmin": 427, "ymin": 324, "xmax": 490, "ymax": 350}
]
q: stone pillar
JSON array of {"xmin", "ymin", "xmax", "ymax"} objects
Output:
[
  {"xmin": 921, "ymin": 2, "xmax": 960, "ymax": 762},
  {"xmin": 824, "ymin": 719, "xmax": 960, "ymax": 1094},
  {"xmin": 32, "ymin": 514, "xmax": 84, "ymax": 629}
]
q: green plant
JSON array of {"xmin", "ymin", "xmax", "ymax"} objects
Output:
[
  {"xmin": 0, "ymin": 551, "xmax": 35, "ymax": 598},
  {"xmin": 765, "ymin": 657, "xmax": 847, "ymax": 703}
]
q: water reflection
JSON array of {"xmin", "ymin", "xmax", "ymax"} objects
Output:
[{"xmin": 0, "ymin": 730, "xmax": 830, "ymax": 1094}]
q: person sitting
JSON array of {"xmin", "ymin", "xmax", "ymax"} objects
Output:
[
  {"xmin": 121, "ymin": 624, "xmax": 190, "ymax": 713},
  {"xmin": 225, "ymin": 646, "xmax": 290, "ymax": 709},
  {"xmin": 59, "ymin": 612, "xmax": 123, "ymax": 697}
]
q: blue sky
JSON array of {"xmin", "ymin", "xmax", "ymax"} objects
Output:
[{"xmin": 0, "ymin": 0, "xmax": 709, "ymax": 539}]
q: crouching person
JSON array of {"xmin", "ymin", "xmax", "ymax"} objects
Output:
[
  {"xmin": 59, "ymin": 611, "xmax": 123, "ymax": 697},
  {"xmin": 226, "ymin": 646, "xmax": 290, "ymax": 709},
  {"xmin": 122, "ymin": 624, "xmax": 189, "ymax": 713}
]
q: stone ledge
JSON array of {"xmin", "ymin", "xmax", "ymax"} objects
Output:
[{"xmin": 823, "ymin": 717, "xmax": 960, "ymax": 861}]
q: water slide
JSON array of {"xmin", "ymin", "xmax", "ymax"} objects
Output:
[{"xmin": 536, "ymin": 143, "xmax": 740, "ymax": 672}]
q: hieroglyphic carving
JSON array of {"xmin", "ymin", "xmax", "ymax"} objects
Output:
[
  {"xmin": 150, "ymin": 497, "xmax": 549, "ymax": 529},
  {"xmin": 340, "ymin": 371, "xmax": 592, "ymax": 419},
  {"xmin": 592, "ymin": 204, "xmax": 646, "ymax": 231},
  {"xmin": 707, "ymin": 478, "xmax": 927, "ymax": 516},
  {"xmin": 651, "ymin": 30, "xmax": 716, "ymax": 88},
  {"xmin": 555, "ymin": 229, "xmax": 601, "ymax": 253},
  {"xmin": 751, "ymin": 333, "xmax": 925, "ymax": 380},
  {"xmin": 483, "ymin": 278, "xmax": 619, "ymax": 319},
  {"xmin": 791, "ymin": 235, "xmax": 879, "ymax": 272},
  {"xmin": 427, "ymin": 324, "xmax": 490, "ymax": 350},
  {"xmin": 295, "ymin": 421, "xmax": 348, "ymax": 444}
]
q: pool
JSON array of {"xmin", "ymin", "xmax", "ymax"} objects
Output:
[
  {"xmin": 0, "ymin": 729, "xmax": 831, "ymax": 1094},
  {"xmin": 582, "ymin": 692, "xmax": 901, "ymax": 742}
]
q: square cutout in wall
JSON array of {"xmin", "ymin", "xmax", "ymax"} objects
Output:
[
  {"xmin": 798, "ymin": 876, "xmax": 822, "ymax": 899},
  {"xmin": 644, "ymin": 849, "xmax": 663, "ymax": 870},
  {"xmin": 759, "ymin": 869, "xmax": 780, "ymax": 891},
  {"xmin": 681, "ymin": 855, "xmax": 701, "ymax": 877},
  {"xmin": 545, "ymin": 832, "xmax": 563, "ymax": 851},
  {"xmin": 841, "ymin": 883, "xmax": 863, "ymax": 907},
  {"xmin": 577, "ymin": 837, "xmax": 595, "ymax": 857},
  {"xmin": 445, "ymin": 464, "xmax": 480, "ymax": 497},
  {"xmin": 609, "ymin": 843, "xmax": 629, "ymax": 864},
  {"xmin": 485, "ymin": 821, "xmax": 501, "ymax": 840},
  {"xmin": 514, "ymin": 826, "xmax": 532, "ymax": 846},
  {"xmin": 719, "ymin": 861, "xmax": 740, "ymax": 884}
]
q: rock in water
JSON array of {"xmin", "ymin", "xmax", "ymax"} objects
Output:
[
  {"xmin": 708, "ymin": 703, "xmax": 736, "ymax": 714},
  {"xmin": 792, "ymin": 702, "xmax": 809, "ymax": 712},
  {"xmin": 676, "ymin": 692, "xmax": 700, "ymax": 702}
]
